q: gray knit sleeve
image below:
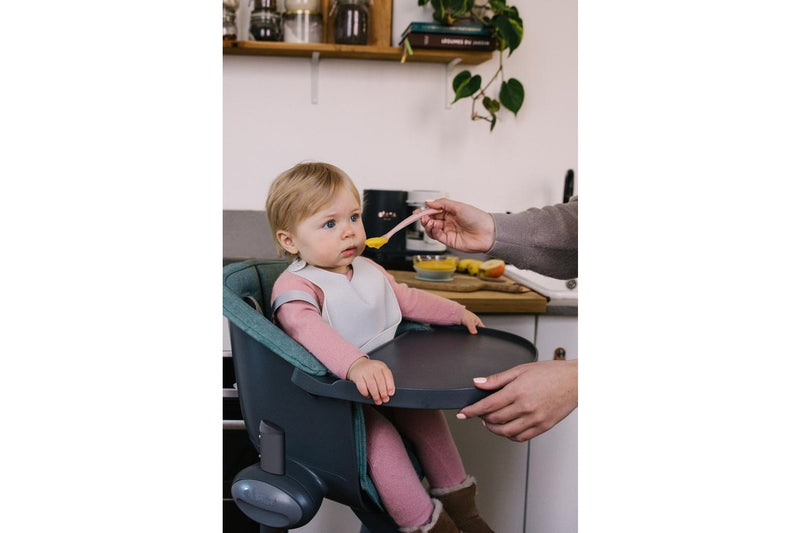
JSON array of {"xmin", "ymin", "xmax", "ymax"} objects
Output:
[{"xmin": 487, "ymin": 197, "xmax": 578, "ymax": 280}]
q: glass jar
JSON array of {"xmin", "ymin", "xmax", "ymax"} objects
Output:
[
  {"xmin": 249, "ymin": 0, "xmax": 282, "ymax": 41},
  {"xmin": 283, "ymin": 10, "xmax": 323, "ymax": 43},
  {"xmin": 223, "ymin": 1, "xmax": 238, "ymax": 41},
  {"xmin": 333, "ymin": 0, "xmax": 369, "ymax": 45}
]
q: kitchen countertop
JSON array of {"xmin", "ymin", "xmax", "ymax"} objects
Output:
[
  {"xmin": 222, "ymin": 258, "xmax": 575, "ymax": 316},
  {"xmin": 388, "ymin": 269, "xmax": 549, "ymax": 314}
]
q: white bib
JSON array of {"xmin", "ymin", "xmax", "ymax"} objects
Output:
[{"xmin": 276, "ymin": 257, "xmax": 402, "ymax": 353}]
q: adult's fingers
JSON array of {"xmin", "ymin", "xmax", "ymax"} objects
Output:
[
  {"xmin": 483, "ymin": 418, "xmax": 548, "ymax": 442},
  {"xmin": 472, "ymin": 363, "xmax": 530, "ymax": 391},
  {"xmin": 457, "ymin": 386, "xmax": 514, "ymax": 420}
]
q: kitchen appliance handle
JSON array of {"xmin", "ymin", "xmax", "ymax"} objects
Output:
[{"xmin": 563, "ymin": 169, "xmax": 574, "ymax": 203}]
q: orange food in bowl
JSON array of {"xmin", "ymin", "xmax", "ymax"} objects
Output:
[
  {"xmin": 415, "ymin": 260, "xmax": 456, "ymax": 270},
  {"xmin": 412, "ymin": 255, "xmax": 458, "ymax": 280}
]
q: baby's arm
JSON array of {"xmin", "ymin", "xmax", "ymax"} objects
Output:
[
  {"xmin": 274, "ymin": 300, "xmax": 366, "ymax": 379},
  {"xmin": 272, "ymin": 273, "xmax": 396, "ymax": 404},
  {"xmin": 371, "ymin": 261, "xmax": 485, "ymax": 333}
]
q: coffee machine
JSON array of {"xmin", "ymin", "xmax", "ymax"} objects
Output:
[{"xmin": 361, "ymin": 189, "xmax": 447, "ymax": 270}]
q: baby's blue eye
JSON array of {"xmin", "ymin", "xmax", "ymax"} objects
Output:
[
  {"xmin": 350, "ymin": 214, "xmax": 359, "ymax": 222},
  {"xmin": 324, "ymin": 220, "xmax": 335, "ymax": 229}
]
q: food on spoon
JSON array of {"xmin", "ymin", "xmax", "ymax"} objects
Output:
[
  {"xmin": 365, "ymin": 237, "xmax": 388, "ymax": 249},
  {"xmin": 479, "ymin": 259, "xmax": 506, "ymax": 278}
]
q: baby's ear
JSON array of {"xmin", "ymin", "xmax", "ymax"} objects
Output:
[{"xmin": 275, "ymin": 230, "xmax": 297, "ymax": 255}]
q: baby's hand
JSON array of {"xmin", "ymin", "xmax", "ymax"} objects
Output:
[
  {"xmin": 346, "ymin": 357, "xmax": 396, "ymax": 405},
  {"xmin": 461, "ymin": 309, "xmax": 485, "ymax": 334}
]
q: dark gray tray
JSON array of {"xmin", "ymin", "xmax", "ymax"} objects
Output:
[{"xmin": 291, "ymin": 326, "xmax": 538, "ymax": 409}]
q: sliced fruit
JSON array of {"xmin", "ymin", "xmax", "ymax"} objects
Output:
[{"xmin": 479, "ymin": 259, "xmax": 506, "ymax": 278}]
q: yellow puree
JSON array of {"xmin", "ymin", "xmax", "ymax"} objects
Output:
[
  {"xmin": 415, "ymin": 259, "xmax": 456, "ymax": 270},
  {"xmin": 365, "ymin": 237, "xmax": 389, "ymax": 249}
]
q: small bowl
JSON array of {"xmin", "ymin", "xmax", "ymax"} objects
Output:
[{"xmin": 412, "ymin": 255, "xmax": 458, "ymax": 281}]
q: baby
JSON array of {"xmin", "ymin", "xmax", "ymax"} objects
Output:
[{"xmin": 266, "ymin": 162, "xmax": 493, "ymax": 533}]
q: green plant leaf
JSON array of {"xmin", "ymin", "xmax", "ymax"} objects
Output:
[
  {"xmin": 431, "ymin": 0, "xmax": 474, "ymax": 25},
  {"xmin": 452, "ymin": 71, "xmax": 481, "ymax": 103},
  {"xmin": 490, "ymin": 115, "xmax": 497, "ymax": 131},
  {"xmin": 499, "ymin": 78, "xmax": 524, "ymax": 115},
  {"xmin": 452, "ymin": 70, "xmax": 471, "ymax": 92},
  {"xmin": 488, "ymin": 0, "xmax": 515, "ymax": 16},
  {"xmin": 482, "ymin": 96, "xmax": 500, "ymax": 114},
  {"xmin": 491, "ymin": 14, "xmax": 523, "ymax": 54}
]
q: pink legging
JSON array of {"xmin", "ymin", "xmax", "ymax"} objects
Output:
[{"xmin": 363, "ymin": 406, "xmax": 467, "ymax": 529}]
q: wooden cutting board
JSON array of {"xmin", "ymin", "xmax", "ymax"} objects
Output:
[{"xmin": 389, "ymin": 270, "xmax": 530, "ymax": 293}]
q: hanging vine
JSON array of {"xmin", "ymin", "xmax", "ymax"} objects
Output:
[{"xmin": 416, "ymin": 0, "xmax": 525, "ymax": 131}]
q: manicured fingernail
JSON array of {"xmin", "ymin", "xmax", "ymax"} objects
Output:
[
  {"xmin": 473, "ymin": 377, "xmax": 487, "ymax": 384},
  {"xmin": 456, "ymin": 413, "xmax": 466, "ymax": 420}
]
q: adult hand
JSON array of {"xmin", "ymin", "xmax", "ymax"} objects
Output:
[
  {"xmin": 418, "ymin": 198, "xmax": 496, "ymax": 253},
  {"xmin": 456, "ymin": 359, "xmax": 578, "ymax": 442}
]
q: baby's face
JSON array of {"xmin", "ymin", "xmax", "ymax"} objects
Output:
[{"xmin": 284, "ymin": 188, "xmax": 366, "ymax": 273}]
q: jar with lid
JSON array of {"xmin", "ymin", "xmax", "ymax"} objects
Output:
[
  {"xmin": 223, "ymin": 0, "xmax": 239, "ymax": 41},
  {"xmin": 332, "ymin": 0, "xmax": 369, "ymax": 45},
  {"xmin": 406, "ymin": 190, "xmax": 448, "ymax": 252},
  {"xmin": 249, "ymin": 0, "xmax": 282, "ymax": 41},
  {"xmin": 283, "ymin": 4, "xmax": 323, "ymax": 43}
]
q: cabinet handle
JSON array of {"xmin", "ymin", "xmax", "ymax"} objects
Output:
[{"xmin": 554, "ymin": 347, "xmax": 566, "ymax": 361}]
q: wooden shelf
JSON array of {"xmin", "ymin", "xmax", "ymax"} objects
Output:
[
  {"xmin": 223, "ymin": 40, "xmax": 493, "ymax": 65},
  {"xmin": 223, "ymin": 1, "xmax": 493, "ymax": 66}
]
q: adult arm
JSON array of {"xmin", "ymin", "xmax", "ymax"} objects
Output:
[
  {"xmin": 489, "ymin": 197, "xmax": 578, "ymax": 280},
  {"xmin": 421, "ymin": 197, "xmax": 578, "ymax": 280}
]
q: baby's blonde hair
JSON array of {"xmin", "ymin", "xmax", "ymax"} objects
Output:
[{"xmin": 266, "ymin": 162, "xmax": 361, "ymax": 258}]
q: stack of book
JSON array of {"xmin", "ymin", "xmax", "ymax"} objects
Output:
[{"xmin": 399, "ymin": 21, "xmax": 496, "ymax": 51}]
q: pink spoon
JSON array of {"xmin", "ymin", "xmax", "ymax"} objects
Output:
[{"xmin": 365, "ymin": 208, "xmax": 441, "ymax": 249}]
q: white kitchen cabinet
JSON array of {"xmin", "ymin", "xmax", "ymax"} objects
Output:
[
  {"xmin": 445, "ymin": 410, "xmax": 530, "ymax": 532},
  {"xmin": 444, "ymin": 313, "xmax": 537, "ymax": 532},
  {"xmin": 527, "ymin": 314, "xmax": 579, "ymax": 533}
]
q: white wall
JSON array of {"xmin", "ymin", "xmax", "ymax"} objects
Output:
[{"xmin": 223, "ymin": 0, "xmax": 577, "ymax": 213}]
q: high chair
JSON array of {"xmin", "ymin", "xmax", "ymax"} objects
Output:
[{"xmin": 222, "ymin": 259, "xmax": 537, "ymax": 532}]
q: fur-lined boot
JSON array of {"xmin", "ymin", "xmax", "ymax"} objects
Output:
[
  {"xmin": 430, "ymin": 476, "xmax": 494, "ymax": 533},
  {"xmin": 398, "ymin": 499, "xmax": 458, "ymax": 533}
]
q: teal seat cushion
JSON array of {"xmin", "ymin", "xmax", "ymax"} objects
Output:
[
  {"xmin": 223, "ymin": 260, "xmax": 329, "ymax": 376},
  {"xmin": 223, "ymin": 259, "xmax": 382, "ymax": 507}
]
